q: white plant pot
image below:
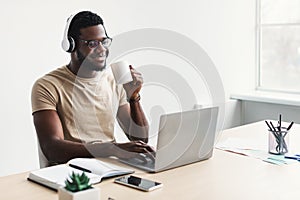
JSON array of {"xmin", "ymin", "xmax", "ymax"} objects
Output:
[{"xmin": 58, "ymin": 187, "xmax": 100, "ymax": 200}]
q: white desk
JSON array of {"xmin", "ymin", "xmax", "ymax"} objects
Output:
[{"xmin": 1, "ymin": 121, "xmax": 300, "ymax": 200}]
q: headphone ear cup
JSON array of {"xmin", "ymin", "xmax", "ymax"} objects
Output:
[
  {"xmin": 61, "ymin": 14, "xmax": 76, "ymax": 52},
  {"xmin": 67, "ymin": 36, "xmax": 75, "ymax": 53}
]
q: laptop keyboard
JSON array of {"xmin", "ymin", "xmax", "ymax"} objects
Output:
[
  {"xmin": 132, "ymin": 156, "xmax": 154, "ymax": 164},
  {"xmin": 121, "ymin": 154, "xmax": 155, "ymax": 169}
]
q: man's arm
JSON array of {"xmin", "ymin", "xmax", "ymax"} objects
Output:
[
  {"xmin": 117, "ymin": 101, "xmax": 149, "ymax": 143},
  {"xmin": 117, "ymin": 66, "xmax": 149, "ymax": 143},
  {"xmin": 33, "ymin": 110, "xmax": 152, "ymax": 164},
  {"xmin": 33, "ymin": 110, "xmax": 105, "ymax": 164}
]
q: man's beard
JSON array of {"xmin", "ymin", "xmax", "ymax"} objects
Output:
[{"xmin": 76, "ymin": 49, "xmax": 107, "ymax": 72}]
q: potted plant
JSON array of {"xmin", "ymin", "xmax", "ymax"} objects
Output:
[{"xmin": 58, "ymin": 172, "xmax": 100, "ymax": 200}]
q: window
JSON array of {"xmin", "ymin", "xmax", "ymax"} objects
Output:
[{"xmin": 257, "ymin": 0, "xmax": 300, "ymax": 93}]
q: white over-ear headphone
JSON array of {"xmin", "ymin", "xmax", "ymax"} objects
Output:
[{"xmin": 61, "ymin": 14, "xmax": 76, "ymax": 53}]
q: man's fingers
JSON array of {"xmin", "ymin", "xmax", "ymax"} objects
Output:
[
  {"xmin": 115, "ymin": 141, "xmax": 156, "ymax": 161},
  {"xmin": 134, "ymin": 141, "xmax": 153, "ymax": 150},
  {"xmin": 130, "ymin": 68, "xmax": 143, "ymax": 86},
  {"xmin": 133, "ymin": 141, "xmax": 156, "ymax": 161}
]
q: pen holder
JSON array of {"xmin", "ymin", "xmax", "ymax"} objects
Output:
[{"xmin": 268, "ymin": 127, "xmax": 289, "ymax": 155}]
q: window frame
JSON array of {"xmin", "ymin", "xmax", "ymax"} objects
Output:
[{"xmin": 256, "ymin": 0, "xmax": 300, "ymax": 95}]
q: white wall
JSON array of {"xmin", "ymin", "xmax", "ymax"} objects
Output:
[
  {"xmin": 241, "ymin": 101, "xmax": 300, "ymax": 125},
  {"xmin": 0, "ymin": 0, "xmax": 256, "ymax": 176}
]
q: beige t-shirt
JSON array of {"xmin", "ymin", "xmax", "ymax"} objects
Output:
[{"xmin": 31, "ymin": 65, "xmax": 128, "ymax": 143}]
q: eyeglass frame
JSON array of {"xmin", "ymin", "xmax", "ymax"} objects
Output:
[{"xmin": 79, "ymin": 37, "xmax": 113, "ymax": 49}]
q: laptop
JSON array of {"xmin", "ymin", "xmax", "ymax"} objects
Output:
[{"xmin": 119, "ymin": 106, "xmax": 219, "ymax": 172}]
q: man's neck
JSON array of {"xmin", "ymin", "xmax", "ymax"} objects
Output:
[{"xmin": 67, "ymin": 61, "xmax": 98, "ymax": 79}]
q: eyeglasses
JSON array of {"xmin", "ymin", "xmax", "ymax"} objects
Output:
[{"xmin": 79, "ymin": 37, "xmax": 112, "ymax": 49}]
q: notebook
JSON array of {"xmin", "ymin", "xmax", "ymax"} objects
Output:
[
  {"xmin": 120, "ymin": 106, "xmax": 219, "ymax": 172},
  {"xmin": 27, "ymin": 158, "xmax": 134, "ymax": 190}
]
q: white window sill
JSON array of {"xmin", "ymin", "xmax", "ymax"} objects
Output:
[{"xmin": 230, "ymin": 91, "xmax": 300, "ymax": 107}]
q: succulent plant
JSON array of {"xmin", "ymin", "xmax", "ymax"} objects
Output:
[{"xmin": 64, "ymin": 172, "xmax": 92, "ymax": 192}]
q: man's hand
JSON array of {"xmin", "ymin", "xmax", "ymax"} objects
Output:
[
  {"xmin": 113, "ymin": 140, "xmax": 155, "ymax": 161},
  {"xmin": 123, "ymin": 65, "xmax": 143, "ymax": 100}
]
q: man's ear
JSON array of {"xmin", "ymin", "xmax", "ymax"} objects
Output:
[{"xmin": 71, "ymin": 51, "xmax": 77, "ymax": 60}]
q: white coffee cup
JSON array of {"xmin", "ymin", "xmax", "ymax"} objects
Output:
[{"xmin": 110, "ymin": 61, "xmax": 133, "ymax": 85}]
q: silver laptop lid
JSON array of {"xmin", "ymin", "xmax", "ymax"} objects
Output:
[{"xmin": 154, "ymin": 106, "xmax": 219, "ymax": 172}]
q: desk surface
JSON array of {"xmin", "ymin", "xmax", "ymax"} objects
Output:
[{"xmin": 1, "ymin": 121, "xmax": 300, "ymax": 200}]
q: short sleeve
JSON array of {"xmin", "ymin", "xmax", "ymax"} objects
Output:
[{"xmin": 31, "ymin": 78, "xmax": 58, "ymax": 114}]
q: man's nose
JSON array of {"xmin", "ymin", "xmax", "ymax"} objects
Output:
[{"xmin": 95, "ymin": 43, "xmax": 106, "ymax": 52}]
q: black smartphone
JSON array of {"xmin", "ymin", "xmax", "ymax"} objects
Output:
[{"xmin": 114, "ymin": 175, "xmax": 163, "ymax": 192}]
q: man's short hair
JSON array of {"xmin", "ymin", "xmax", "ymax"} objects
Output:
[{"xmin": 68, "ymin": 11, "xmax": 108, "ymax": 41}]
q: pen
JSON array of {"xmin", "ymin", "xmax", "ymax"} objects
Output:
[
  {"xmin": 69, "ymin": 164, "xmax": 92, "ymax": 173},
  {"xmin": 284, "ymin": 155, "xmax": 300, "ymax": 161},
  {"xmin": 287, "ymin": 121, "xmax": 294, "ymax": 131},
  {"xmin": 269, "ymin": 121, "xmax": 277, "ymax": 132},
  {"xmin": 265, "ymin": 120, "xmax": 272, "ymax": 131},
  {"xmin": 278, "ymin": 114, "xmax": 281, "ymax": 131}
]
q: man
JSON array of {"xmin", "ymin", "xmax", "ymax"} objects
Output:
[{"xmin": 31, "ymin": 11, "xmax": 153, "ymax": 167}]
